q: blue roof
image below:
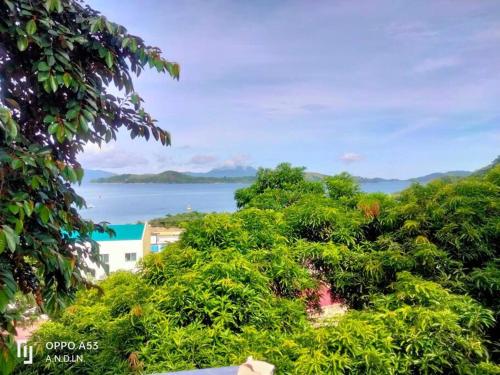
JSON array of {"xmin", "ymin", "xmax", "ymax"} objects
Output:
[{"xmin": 91, "ymin": 224, "xmax": 145, "ymax": 241}]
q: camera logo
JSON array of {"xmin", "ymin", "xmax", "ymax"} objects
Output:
[{"xmin": 17, "ymin": 341, "xmax": 33, "ymax": 365}]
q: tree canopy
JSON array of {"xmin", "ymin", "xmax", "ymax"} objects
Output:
[
  {"xmin": 18, "ymin": 164, "xmax": 500, "ymax": 374},
  {"xmin": 0, "ymin": 0, "xmax": 178, "ymax": 370}
]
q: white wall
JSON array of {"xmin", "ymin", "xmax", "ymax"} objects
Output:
[{"xmin": 87, "ymin": 239, "xmax": 144, "ymax": 279}]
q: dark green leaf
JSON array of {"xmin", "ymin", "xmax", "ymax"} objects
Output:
[
  {"xmin": 26, "ymin": 19, "xmax": 37, "ymax": 35},
  {"xmin": 39, "ymin": 205, "xmax": 51, "ymax": 224},
  {"xmin": 38, "ymin": 61, "xmax": 50, "ymax": 71},
  {"xmin": 105, "ymin": 50, "xmax": 113, "ymax": 68},
  {"xmin": 49, "ymin": 75, "xmax": 58, "ymax": 92},
  {"xmin": 0, "ymin": 232, "xmax": 5, "ymax": 254},
  {"xmin": 1, "ymin": 226, "xmax": 17, "ymax": 252},
  {"xmin": 17, "ymin": 36, "xmax": 28, "ymax": 51},
  {"xmin": 62, "ymin": 72, "xmax": 72, "ymax": 87},
  {"xmin": 79, "ymin": 115, "xmax": 89, "ymax": 133}
]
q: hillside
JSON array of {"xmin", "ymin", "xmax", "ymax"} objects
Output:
[
  {"xmin": 473, "ymin": 155, "xmax": 500, "ymax": 175},
  {"xmin": 94, "ymin": 169, "xmax": 472, "ymax": 185},
  {"xmin": 409, "ymin": 170, "xmax": 470, "ymax": 183},
  {"xmin": 308, "ymin": 171, "xmax": 471, "ymax": 184},
  {"xmin": 93, "ymin": 170, "xmax": 255, "ymax": 183},
  {"xmin": 304, "ymin": 171, "xmax": 329, "ymax": 181},
  {"xmin": 186, "ymin": 166, "xmax": 257, "ymax": 178},
  {"xmin": 83, "ymin": 169, "xmax": 115, "ymax": 183},
  {"xmin": 92, "ymin": 157, "xmax": 499, "ymax": 184}
]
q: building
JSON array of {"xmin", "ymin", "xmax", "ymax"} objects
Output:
[
  {"xmin": 85, "ymin": 223, "xmax": 185, "ymax": 279},
  {"xmin": 149, "ymin": 226, "xmax": 183, "ymax": 252},
  {"xmin": 87, "ymin": 223, "xmax": 151, "ymax": 279}
]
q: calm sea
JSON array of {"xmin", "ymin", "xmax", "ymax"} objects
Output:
[{"xmin": 75, "ymin": 181, "xmax": 412, "ymax": 224}]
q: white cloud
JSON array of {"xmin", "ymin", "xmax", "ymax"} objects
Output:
[
  {"xmin": 80, "ymin": 143, "xmax": 148, "ymax": 169},
  {"xmin": 189, "ymin": 154, "xmax": 218, "ymax": 165},
  {"xmin": 222, "ymin": 154, "xmax": 251, "ymax": 167},
  {"xmin": 340, "ymin": 152, "xmax": 363, "ymax": 163}
]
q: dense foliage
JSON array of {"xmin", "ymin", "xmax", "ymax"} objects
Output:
[
  {"xmin": 0, "ymin": 0, "xmax": 178, "ymax": 371},
  {"xmin": 18, "ymin": 162, "xmax": 500, "ymax": 374}
]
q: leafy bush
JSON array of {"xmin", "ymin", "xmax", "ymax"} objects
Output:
[
  {"xmin": 284, "ymin": 196, "xmax": 365, "ymax": 244},
  {"xmin": 387, "ymin": 171, "xmax": 499, "ymax": 268},
  {"xmin": 235, "ymin": 163, "xmax": 325, "ymax": 209},
  {"xmin": 325, "ymin": 172, "xmax": 360, "ymax": 205}
]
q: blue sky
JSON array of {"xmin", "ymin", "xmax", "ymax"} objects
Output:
[{"xmin": 81, "ymin": 0, "xmax": 500, "ymax": 179}]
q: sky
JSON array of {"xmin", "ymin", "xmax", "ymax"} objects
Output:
[{"xmin": 81, "ymin": 0, "xmax": 500, "ymax": 179}]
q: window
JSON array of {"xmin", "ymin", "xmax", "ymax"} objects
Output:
[
  {"xmin": 100, "ymin": 254, "xmax": 110, "ymax": 274},
  {"xmin": 125, "ymin": 252, "xmax": 137, "ymax": 262}
]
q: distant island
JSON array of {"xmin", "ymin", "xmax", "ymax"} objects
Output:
[
  {"xmin": 302, "ymin": 171, "xmax": 471, "ymax": 183},
  {"xmin": 90, "ymin": 168, "xmax": 471, "ymax": 185},
  {"xmin": 92, "ymin": 170, "xmax": 255, "ymax": 184},
  {"xmin": 89, "ymin": 157, "xmax": 498, "ymax": 184},
  {"xmin": 185, "ymin": 165, "xmax": 258, "ymax": 178}
]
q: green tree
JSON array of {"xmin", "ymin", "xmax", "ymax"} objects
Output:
[
  {"xmin": 235, "ymin": 163, "xmax": 324, "ymax": 209},
  {"xmin": 0, "ymin": 0, "xmax": 179, "ymax": 369},
  {"xmin": 324, "ymin": 172, "xmax": 360, "ymax": 205}
]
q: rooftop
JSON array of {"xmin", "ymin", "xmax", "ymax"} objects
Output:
[{"xmin": 91, "ymin": 223, "xmax": 145, "ymax": 242}]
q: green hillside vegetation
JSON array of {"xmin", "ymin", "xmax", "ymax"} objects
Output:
[
  {"xmin": 19, "ymin": 163, "xmax": 500, "ymax": 374},
  {"xmin": 408, "ymin": 170, "xmax": 471, "ymax": 183},
  {"xmin": 93, "ymin": 170, "xmax": 255, "ymax": 183},
  {"xmin": 474, "ymin": 156, "xmax": 500, "ymax": 176},
  {"xmin": 304, "ymin": 171, "xmax": 329, "ymax": 181}
]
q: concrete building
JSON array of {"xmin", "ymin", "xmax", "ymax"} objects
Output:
[
  {"xmin": 85, "ymin": 223, "xmax": 184, "ymax": 279},
  {"xmin": 87, "ymin": 223, "xmax": 150, "ymax": 279},
  {"xmin": 149, "ymin": 226, "xmax": 183, "ymax": 252}
]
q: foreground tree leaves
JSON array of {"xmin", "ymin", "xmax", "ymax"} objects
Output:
[{"xmin": 0, "ymin": 0, "xmax": 179, "ymax": 368}]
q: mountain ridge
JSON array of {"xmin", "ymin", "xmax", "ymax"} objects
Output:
[
  {"xmin": 89, "ymin": 168, "xmax": 475, "ymax": 185},
  {"xmin": 92, "ymin": 170, "xmax": 254, "ymax": 184},
  {"xmin": 82, "ymin": 169, "xmax": 115, "ymax": 183},
  {"xmin": 186, "ymin": 166, "xmax": 258, "ymax": 178},
  {"xmin": 87, "ymin": 156, "xmax": 498, "ymax": 184}
]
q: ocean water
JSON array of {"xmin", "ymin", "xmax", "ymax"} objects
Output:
[
  {"xmin": 75, "ymin": 181, "xmax": 412, "ymax": 224},
  {"xmin": 360, "ymin": 180, "xmax": 413, "ymax": 193}
]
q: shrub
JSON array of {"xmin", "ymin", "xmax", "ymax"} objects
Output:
[
  {"xmin": 235, "ymin": 163, "xmax": 325, "ymax": 209},
  {"xmin": 284, "ymin": 196, "xmax": 365, "ymax": 245}
]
